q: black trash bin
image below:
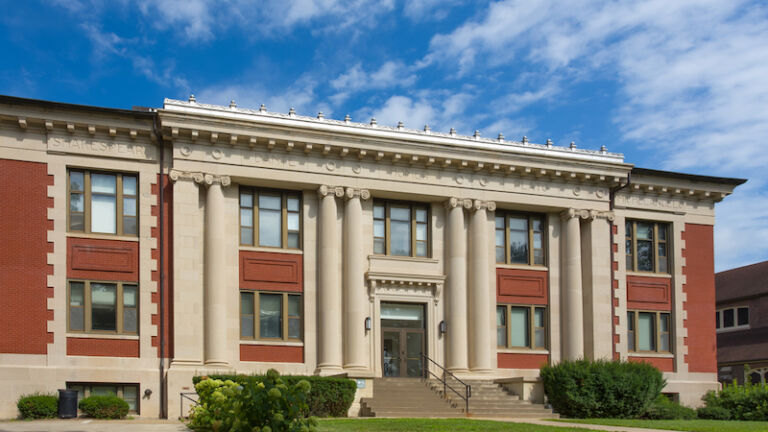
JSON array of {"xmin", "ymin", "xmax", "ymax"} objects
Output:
[{"xmin": 58, "ymin": 389, "xmax": 78, "ymax": 419}]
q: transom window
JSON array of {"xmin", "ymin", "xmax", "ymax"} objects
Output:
[
  {"xmin": 68, "ymin": 281, "xmax": 138, "ymax": 335},
  {"xmin": 68, "ymin": 170, "xmax": 138, "ymax": 236},
  {"xmin": 240, "ymin": 291, "xmax": 302, "ymax": 341},
  {"xmin": 495, "ymin": 213, "xmax": 546, "ymax": 265},
  {"xmin": 627, "ymin": 310, "xmax": 670, "ymax": 353},
  {"xmin": 716, "ymin": 306, "xmax": 749, "ymax": 332},
  {"xmin": 67, "ymin": 383, "xmax": 139, "ymax": 413},
  {"xmin": 626, "ymin": 220, "xmax": 669, "ymax": 273},
  {"xmin": 239, "ymin": 188, "xmax": 302, "ymax": 249},
  {"xmin": 496, "ymin": 305, "xmax": 547, "ymax": 350},
  {"xmin": 373, "ymin": 201, "xmax": 430, "ymax": 257}
]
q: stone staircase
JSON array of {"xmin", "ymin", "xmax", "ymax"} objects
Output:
[
  {"xmin": 359, "ymin": 378, "xmax": 465, "ymax": 417},
  {"xmin": 439, "ymin": 378, "xmax": 559, "ymax": 419}
]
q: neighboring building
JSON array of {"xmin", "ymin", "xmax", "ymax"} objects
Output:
[
  {"xmin": 0, "ymin": 94, "xmax": 745, "ymax": 418},
  {"xmin": 716, "ymin": 260, "xmax": 768, "ymax": 385}
]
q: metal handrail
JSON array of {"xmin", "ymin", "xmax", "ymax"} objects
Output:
[
  {"xmin": 420, "ymin": 353, "xmax": 471, "ymax": 413},
  {"xmin": 179, "ymin": 391, "xmax": 199, "ymax": 419}
]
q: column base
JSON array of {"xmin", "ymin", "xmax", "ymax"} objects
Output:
[
  {"xmin": 315, "ymin": 365, "xmax": 345, "ymax": 376},
  {"xmin": 203, "ymin": 360, "xmax": 230, "ymax": 368}
]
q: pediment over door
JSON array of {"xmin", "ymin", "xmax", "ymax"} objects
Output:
[{"xmin": 366, "ymin": 272, "xmax": 445, "ymax": 305}]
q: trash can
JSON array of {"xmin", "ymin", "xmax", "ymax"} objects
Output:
[{"xmin": 58, "ymin": 389, "xmax": 78, "ymax": 419}]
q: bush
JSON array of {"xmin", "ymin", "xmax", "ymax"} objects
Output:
[
  {"xmin": 189, "ymin": 369, "xmax": 318, "ymax": 432},
  {"xmin": 701, "ymin": 381, "xmax": 768, "ymax": 421},
  {"xmin": 540, "ymin": 359, "xmax": 665, "ymax": 418},
  {"xmin": 78, "ymin": 395, "xmax": 129, "ymax": 419},
  {"xmin": 17, "ymin": 393, "xmax": 58, "ymax": 419},
  {"xmin": 644, "ymin": 395, "xmax": 697, "ymax": 420},
  {"xmin": 697, "ymin": 405, "xmax": 732, "ymax": 420},
  {"xmin": 193, "ymin": 373, "xmax": 356, "ymax": 417}
]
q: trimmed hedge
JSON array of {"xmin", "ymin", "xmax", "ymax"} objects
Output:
[
  {"xmin": 644, "ymin": 395, "xmax": 697, "ymax": 420},
  {"xmin": 17, "ymin": 393, "xmax": 58, "ymax": 419},
  {"xmin": 540, "ymin": 359, "xmax": 665, "ymax": 418},
  {"xmin": 193, "ymin": 374, "xmax": 356, "ymax": 417},
  {"xmin": 700, "ymin": 381, "xmax": 768, "ymax": 421},
  {"xmin": 78, "ymin": 395, "xmax": 129, "ymax": 419}
]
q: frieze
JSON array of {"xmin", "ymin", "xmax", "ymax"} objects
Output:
[{"xmin": 47, "ymin": 135, "xmax": 155, "ymax": 160}]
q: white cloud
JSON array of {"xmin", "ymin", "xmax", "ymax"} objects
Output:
[
  {"xmin": 402, "ymin": 0, "xmax": 463, "ymax": 21},
  {"xmin": 196, "ymin": 75, "xmax": 325, "ymax": 117},
  {"xmin": 330, "ymin": 61, "xmax": 417, "ymax": 104}
]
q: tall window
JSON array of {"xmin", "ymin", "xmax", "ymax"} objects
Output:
[
  {"xmin": 68, "ymin": 281, "xmax": 138, "ymax": 334},
  {"xmin": 240, "ymin": 291, "xmax": 302, "ymax": 341},
  {"xmin": 240, "ymin": 189, "xmax": 301, "ymax": 249},
  {"xmin": 627, "ymin": 311, "xmax": 670, "ymax": 353},
  {"xmin": 626, "ymin": 220, "xmax": 669, "ymax": 273},
  {"xmin": 68, "ymin": 170, "xmax": 138, "ymax": 236},
  {"xmin": 373, "ymin": 201, "xmax": 430, "ymax": 257},
  {"xmin": 497, "ymin": 305, "xmax": 547, "ymax": 350},
  {"xmin": 495, "ymin": 213, "xmax": 546, "ymax": 265}
]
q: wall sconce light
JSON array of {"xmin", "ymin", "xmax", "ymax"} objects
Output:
[
  {"xmin": 364, "ymin": 317, "xmax": 372, "ymax": 331},
  {"xmin": 439, "ymin": 320, "xmax": 447, "ymax": 335}
]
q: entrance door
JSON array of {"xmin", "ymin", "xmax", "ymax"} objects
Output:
[{"xmin": 381, "ymin": 303, "xmax": 425, "ymax": 377}]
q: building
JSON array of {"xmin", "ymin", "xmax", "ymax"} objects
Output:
[
  {"xmin": 0, "ymin": 94, "xmax": 745, "ymax": 418},
  {"xmin": 716, "ymin": 260, "xmax": 768, "ymax": 385}
]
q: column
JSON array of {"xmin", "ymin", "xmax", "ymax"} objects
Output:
[
  {"xmin": 317, "ymin": 185, "xmax": 344, "ymax": 373},
  {"xmin": 445, "ymin": 198, "xmax": 471, "ymax": 372},
  {"xmin": 581, "ymin": 211, "xmax": 615, "ymax": 359},
  {"xmin": 203, "ymin": 173, "xmax": 231, "ymax": 367},
  {"xmin": 343, "ymin": 187, "xmax": 370, "ymax": 370},
  {"xmin": 469, "ymin": 200, "xmax": 495, "ymax": 372},
  {"xmin": 561, "ymin": 208, "xmax": 586, "ymax": 360}
]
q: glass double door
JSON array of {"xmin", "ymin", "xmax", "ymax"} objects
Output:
[{"xmin": 381, "ymin": 302, "xmax": 425, "ymax": 378}]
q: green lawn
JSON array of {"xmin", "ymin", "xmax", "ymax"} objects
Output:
[
  {"xmin": 318, "ymin": 418, "xmax": 600, "ymax": 432},
  {"xmin": 553, "ymin": 418, "xmax": 768, "ymax": 432}
]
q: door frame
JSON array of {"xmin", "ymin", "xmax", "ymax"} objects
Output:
[{"xmin": 379, "ymin": 301, "xmax": 427, "ymax": 378}]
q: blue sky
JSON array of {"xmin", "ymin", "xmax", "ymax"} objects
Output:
[{"xmin": 2, "ymin": 0, "xmax": 766, "ymax": 271}]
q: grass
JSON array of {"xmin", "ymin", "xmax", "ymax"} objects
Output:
[
  {"xmin": 317, "ymin": 418, "xmax": 601, "ymax": 432},
  {"xmin": 553, "ymin": 418, "xmax": 768, "ymax": 432}
]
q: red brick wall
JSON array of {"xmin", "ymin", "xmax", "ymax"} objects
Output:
[
  {"xmin": 240, "ymin": 251, "xmax": 303, "ymax": 292},
  {"xmin": 627, "ymin": 275, "xmax": 672, "ymax": 311},
  {"xmin": 67, "ymin": 237, "xmax": 139, "ymax": 282},
  {"xmin": 496, "ymin": 268, "xmax": 548, "ymax": 305},
  {"xmin": 66, "ymin": 337, "xmax": 139, "ymax": 357},
  {"xmin": 151, "ymin": 174, "xmax": 173, "ymax": 358},
  {"xmin": 497, "ymin": 353, "xmax": 549, "ymax": 369},
  {"xmin": 682, "ymin": 224, "xmax": 717, "ymax": 373},
  {"xmin": 629, "ymin": 356, "xmax": 674, "ymax": 372},
  {"xmin": 240, "ymin": 345, "xmax": 303, "ymax": 363},
  {"xmin": 0, "ymin": 159, "xmax": 53, "ymax": 354}
]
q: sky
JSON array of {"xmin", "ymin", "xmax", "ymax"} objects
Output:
[{"xmin": 1, "ymin": 0, "xmax": 766, "ymax": 271}]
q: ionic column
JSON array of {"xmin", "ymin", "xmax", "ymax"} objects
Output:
[
  {"xmin": 469, "ymin": 200, "xmax": 495, "ymax": 372},
  {"xmin": 317, "ymin": 185, "xmax": 344, "ymax": 373},
  {"xmin": 202, "ymin": 173, "xmax": 231, "ymax": 367},
  {"xmin": 445, "ymin": 197, "xmax": 471, "ymax": 372},
  {"xmin": 561, "ymin": 208, "xmax": 586, "ymax": 360},
  {"xmin": 343, "ymin": 187, "xmax": 370, "ymax": 370}
]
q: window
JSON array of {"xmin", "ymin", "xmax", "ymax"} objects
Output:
[
  {"xmin": 627, "ymin": 310, "xmax": 670, "ymax": 353},
  {"xmin": 496, "ymin": 305, "xmax": 547, "ymax": 350},
  {"xmin": 68, "ymin": 281, "xmax": 138, "ymax": 334},
  {"xmin": 240, "ymin": 188, "xmax": 301, "ymax": 249},
  {"xmin": 68, "ymin": 170, "xmax": 138, "ymax": 236},
  {"xmin": 67, "ymin": 383, "xmax": 139, "ymax": 413},
  {"xmin": 495, "ymin": 213, "xmax": 546, "ymax": 265},
  {"xmin": 240, "ymin": 291, "xmax": 302, "ymax": 341},
  {"xmin": 625, "ymin": 220, "xmax": 669, "ymax": 273},
  {"xmin": 373, "ymin": 201, "xmax": 430, "ymax": 257},
  {"xmin": 716, "ymin": 306, "xmax": 749, "ymax": 332}
]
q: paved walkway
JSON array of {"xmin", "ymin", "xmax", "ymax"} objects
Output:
[
  {"xmin": 502, "ymin": 418, "xmax": 678, "ymax": 432},
  {"xmin": 0, "ymin": 419, "xmax": 190, "ymax": 431}
]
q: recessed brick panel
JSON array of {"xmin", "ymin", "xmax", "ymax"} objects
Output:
[
  {"xmin": 627, "ymin": 275, "xmax": 672, "ymax": 311},
  {"xmin": 496, "ymin": 268, "xmax": 548, "ymax": 305},
  {"xmin": 66, "ymin": 337, "xmax": 139, "ymax": 357},
  {"xmin": 497, "ymin": 352, "xmax": 549, "ymax": 369},
  {"xmin": 240, "ymin": 251, "xmax": 303, "ymax": 292},
  {"xmin": 240, "ymin": 344, "xmax": 303, "ymax": 363},
  {"xmin": 67, "ymin": 237, "xmax": 139, "ymax": 282}
]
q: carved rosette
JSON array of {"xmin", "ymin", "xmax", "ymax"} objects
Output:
[
  {"xmin": 472, "ymin": 199, "xmax": 496, "ymax": 212},
  {"xmin": 318, "ymin": 185, "xmax": 345, "ymax": 198},
  {"xmin": 345, "ymin": 187, "xmax": 371, "ymax": 200},
  {"xmin": 445, "ymin": 197, "xmax": 473, "ymax": 210}
]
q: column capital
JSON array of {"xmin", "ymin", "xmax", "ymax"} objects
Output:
[
  {"xmin": 588, "ymin": 210, "xmax": 615, "ymax": 221},
  {"xmin": 345, "ymin": 187, "xmax": 371, "ymax": 200},
  {"xmin": 203, "ymin": 173, "xmax": 231, "ymax": 187},
  {"xmin": 560, "ymin": 208, "xmax": 591, "ymax": 221},
  {"xmin": 318, "ymin": 184, "xmax": 345, "ymax": 198},
  {"xmin": 445, "ymin": 197, "xmax": 473, "ymax": 210},
  {"xmin": 168, "ymin": 169, "xmax": 230, "ymax": 187},
  {"xmin": 471, "ymin": 199, "xmax": 496, "ymax": 212}
]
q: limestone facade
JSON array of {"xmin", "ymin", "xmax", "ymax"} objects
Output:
[{"xmin": 0, "ymin": 95, "xmax": 745, "ymax": 418}]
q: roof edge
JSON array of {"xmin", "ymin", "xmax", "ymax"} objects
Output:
[
  {"xmin": 0, "ymin": 94, "xmax": 157, "ymax": 119},
  {"xmin": 632, "ymin": 167, "xmax": 747, "ymax": 186}
]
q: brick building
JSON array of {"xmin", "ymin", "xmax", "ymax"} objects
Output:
[{"xmin": 0, "ymin": 95, "xmax": 745, "ymax": 418}]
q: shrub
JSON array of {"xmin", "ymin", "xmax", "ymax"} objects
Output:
[
  {"xmin": 644, "ymin": 395, "xmax": 697, "ymax": 420},
  {"xmin": 189, "ymin": 369, "xmax": 318, "ymax": 432},
  {"xmin": 193, "ymin": 373, "xmax": 356, "ymax": 417},
  {"xmin": 17, "ymin": 393, "xmax": 58, "ymax": 419},
  {"xmin": 697, "ymin": 405, "xmax": 732, "ymax": 420},
  {"xmin": 78, "ymin": 395, "xmax": 129, "ymax": 419},
  {"xmin": 701, "ymin": 381, "xmax": 768, "ymax": 421},
  {"xmin": 540, "ymin": 359, "xmax": 665, "ymax": 418}
]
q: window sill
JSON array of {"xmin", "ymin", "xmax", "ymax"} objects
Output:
[
  {"xmin": 716, "ymin": 326, "xmax": 750, "ymax": 333},
  {"xmin": 239, "ymin": 246, "xmax": 303, "ymax": 255},
  {"xmin": 66, "ymin": 232, "xmax": 139, "ymax": 242},
  {"xmin": 626, "ymin": 271, "xmax": 672, "ymax": 279},
  {"xmin": 497, "ymin": 348, "xmax": 550, "ymax": 355},
  {"xmin": 239, "ymin": 340, "xmax": 304, "ymax": 347},
  {"xmin": 66, "ymin": 333, "xmax": 139, "ymax": 340},
  {"xmin": 368, "ymin": 255, "xmax": 438, "ymax": 264},
  {"xmin": 495, "ymin": 264, "xmax": 548, "ymax": 272},
  {"xmin": 628, "ymin": 352, "xmax": 674, "ymax": 358}
]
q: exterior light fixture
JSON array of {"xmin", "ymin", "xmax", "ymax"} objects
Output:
[
  {"xmin": 439, "ymin": 320, "xmax": 447, "ymax": 334},
  {"xmin": 364, "ymin": 317, "xmax": 372, "ymax": 331}
]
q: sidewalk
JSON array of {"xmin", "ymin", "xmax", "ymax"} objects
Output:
[
  {"xmin": 0, "ymin": 419, "xmax": 190, "ymax": 431},
  {"xmin": 503, "ymin": 418, "xmax": 678, "ymax": 432}
]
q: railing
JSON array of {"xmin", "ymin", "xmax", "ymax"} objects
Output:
[
  {"xmin": 179, "ymin": 391, "xmax": 199, "ymax": 419},
  {"xmin": 421, "ymin": 353, "xmax": 471, "ymax": 414}
]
